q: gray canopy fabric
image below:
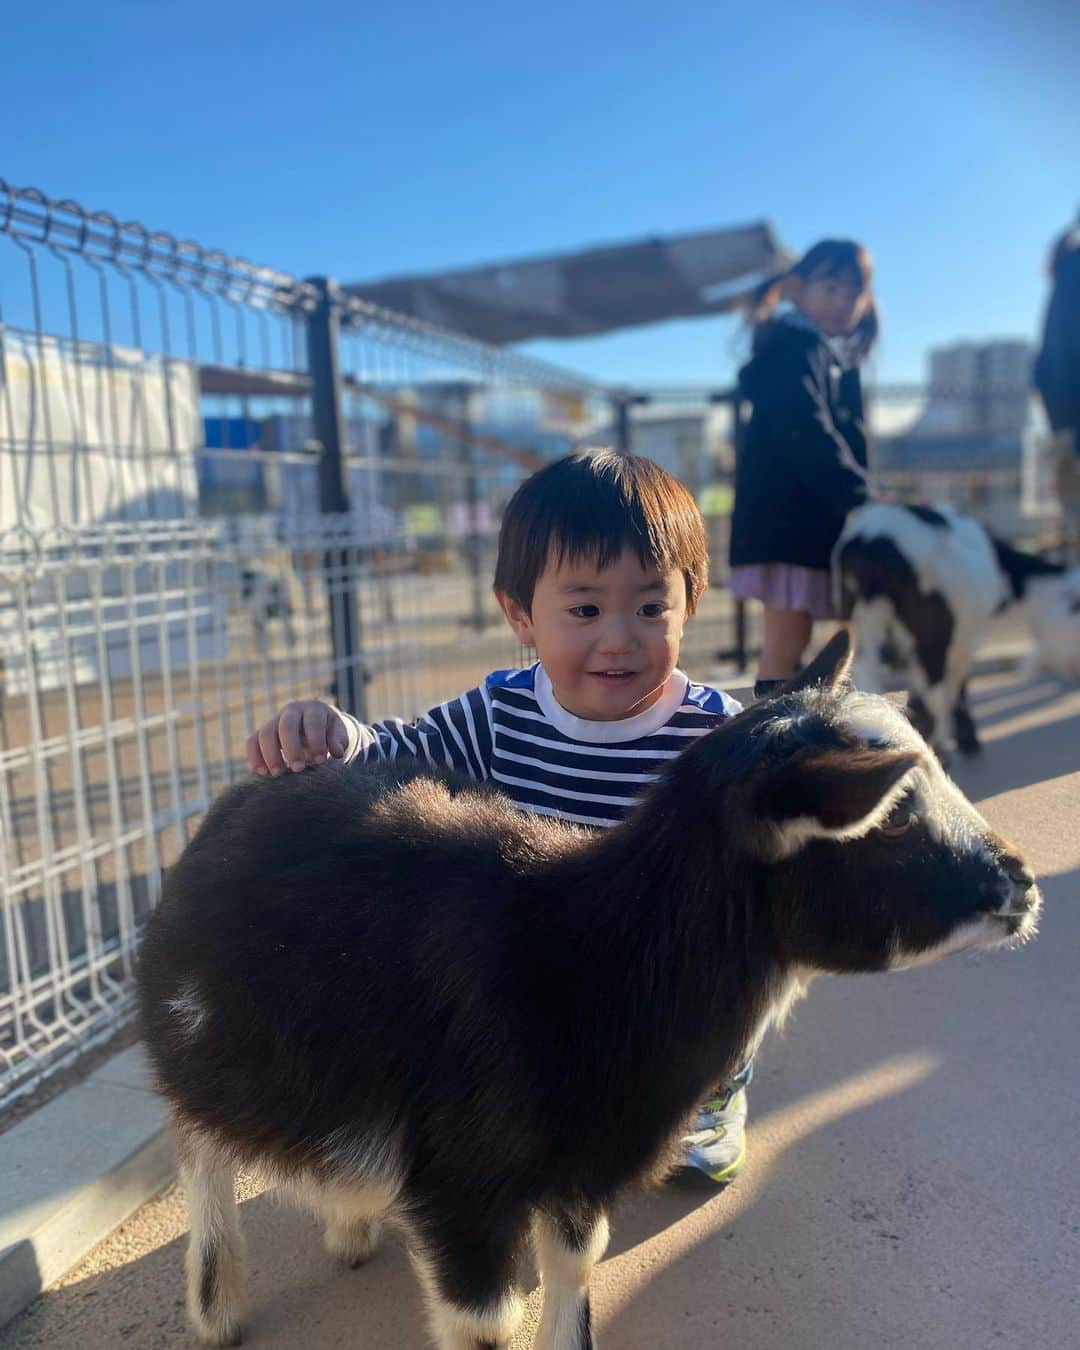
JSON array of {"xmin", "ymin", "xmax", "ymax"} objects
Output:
[{"xmin": 343, "ymin": 223, "xmax": 789, "ymax": 345}]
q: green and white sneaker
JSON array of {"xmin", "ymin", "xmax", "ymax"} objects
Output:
[{"xmin": 674, "ymin": 1081, "xmax": 749, "ymax": 1187}]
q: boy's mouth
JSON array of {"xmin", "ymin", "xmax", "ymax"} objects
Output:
[{"xmin": 589, "ymin": 670, "xmax": 637, "ymax": 683}]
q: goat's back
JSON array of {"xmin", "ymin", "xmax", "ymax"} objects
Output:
[
  {"xmin": 835, "ymin": 502, "xmax": 1005, "ymax": 625},
  {"xmin": 137, "ymin": 760, "xmax": 575, "ymax": 1176}
]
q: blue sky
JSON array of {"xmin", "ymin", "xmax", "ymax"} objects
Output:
[{"xmin": 2, "ymin": 0, "xmax": 1077, "ymax": 387}]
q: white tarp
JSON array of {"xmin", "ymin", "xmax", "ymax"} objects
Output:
[{"xmin": 0, "ymin": 330, "xmax": 200, "ymax": 531}]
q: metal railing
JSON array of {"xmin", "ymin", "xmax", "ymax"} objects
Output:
[{"xmin": 0, "ymin": 181, "xmax": 750, "ymax": 1107}]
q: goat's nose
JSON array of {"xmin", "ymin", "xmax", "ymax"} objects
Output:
[{"xmin": 999, "ymin": 854, "xmax": 1039, "ymax": 913}]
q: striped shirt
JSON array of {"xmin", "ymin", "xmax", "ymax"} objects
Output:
[{"xmin": 342, "ymin": 664, "xmax": 742, "ymax": 828}]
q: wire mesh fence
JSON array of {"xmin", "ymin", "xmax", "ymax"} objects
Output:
[{"xmin": 0, "ymin": 181, "xmax": 753, "ymax": 1107}]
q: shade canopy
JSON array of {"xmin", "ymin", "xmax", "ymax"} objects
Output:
[{"xmin": 344, "ymin": 223, "xmax": 789, "ymax": 345}]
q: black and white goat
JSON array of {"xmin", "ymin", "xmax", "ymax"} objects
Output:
[
  {"xmin": 834, "ymin": 502, "xmax": 1080, "ymax": 756},
  {"xmin": 137, "ymin": 634, "xmax": 1041, "ymax": 1350}
]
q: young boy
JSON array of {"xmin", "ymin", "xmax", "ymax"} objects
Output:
[{"xmin": 246, "ymin": 448, "xmax": 751, "ymax": 1185}]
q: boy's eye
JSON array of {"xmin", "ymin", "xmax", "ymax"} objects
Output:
[
  {"xmin": 639, "ymin": 603, "xmax": 667, "ymax": 618},
  {"xmin": 568, "ymin": 605, "xmax": 600, "ymax": 619}
]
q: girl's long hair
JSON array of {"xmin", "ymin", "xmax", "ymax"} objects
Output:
[{"xmin": 747, "ymin": 239, "xmax": 879, "ymax": 362}]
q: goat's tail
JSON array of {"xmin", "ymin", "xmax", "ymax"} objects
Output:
[{"xmin": 178, "ymin": 1124, "xmax": 247, "ymax": 1347}]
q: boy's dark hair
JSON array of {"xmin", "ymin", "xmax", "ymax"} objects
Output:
[{"xmin": 494, "ymin": 449, "xmax": 709, "ymax": 615}]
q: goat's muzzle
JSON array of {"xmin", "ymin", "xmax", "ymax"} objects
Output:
[{"xmin": 993, "ymin": 854, "xmax": 1041, "ymax": 940}]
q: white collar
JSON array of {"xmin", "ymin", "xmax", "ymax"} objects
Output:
[{"xmin": 532, "ymin": 664, "xmax": 690, "ymax": 743}]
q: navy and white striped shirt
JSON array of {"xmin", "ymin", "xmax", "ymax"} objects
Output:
[{"xmin": 342, "ymin": 664, "xmax": 742, "ymax": 828}]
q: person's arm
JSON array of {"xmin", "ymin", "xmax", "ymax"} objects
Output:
[
  {"xmin": 339, "ymin": 684, "xmax": 493, "ymax": 780},
  {"xmin": 1034, "ymin": 252, "xmax": 1080, "ymax": 432},
  {"xmin": 764, "ymin": 342, "xmax": 871, "ymax": 530},
  {"xmin": 246, "ymin": 684, "xmax": 493, "ymax": 781}
]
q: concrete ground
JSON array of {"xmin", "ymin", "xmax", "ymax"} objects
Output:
[{"xmin": 3, "ymin": 662, "xmax": 1077, "ymax": 1350}]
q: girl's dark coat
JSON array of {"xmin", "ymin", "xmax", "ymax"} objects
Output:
[
  {"xmin": 730, "ymin": 319, "xmax": 870, "ymax": 571},
  {"xmin": 1034, "ymin": 244, "xmax": 1080, "ymax": 434}
]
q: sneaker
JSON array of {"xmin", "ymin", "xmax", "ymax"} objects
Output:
[{"xmin": 674, "ymin": 1084, "xmax": 749, "ymax": 1187}]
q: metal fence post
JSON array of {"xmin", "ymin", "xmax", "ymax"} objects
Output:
[
  {"xmin": 306, "ymin": 276, "xmax": 367, "ymax": 721},
  {"xmin": 454, "ymin": 382, "xmax": 488, "ymax": 632},
  {"xmin": 613, "ymin": 393, "xmax": 632, "ymax": 452}
]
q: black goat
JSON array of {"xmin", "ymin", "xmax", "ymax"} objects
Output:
[{"xmin": 137, "ymin": 633, "xmax": 1040, "ymax": 1349}]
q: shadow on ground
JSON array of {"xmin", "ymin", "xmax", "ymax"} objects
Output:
[{"xmin": 951, "ymin": 673, "xmax": 1079, "ymax": 799}]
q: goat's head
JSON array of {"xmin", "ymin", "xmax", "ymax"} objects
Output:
[{"xmin": 677, "ymin": 631, "xmax": 1041, "ymax": 974}]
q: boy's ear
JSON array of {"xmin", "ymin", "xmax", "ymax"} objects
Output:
[{"xmin": 494, "ymin": 588, "xmax": 534, "ymax": 645}]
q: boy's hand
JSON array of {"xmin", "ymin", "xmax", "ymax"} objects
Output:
[{"xmin": 246, "ymin": 700, "xmax": 350, "ymax": 777}]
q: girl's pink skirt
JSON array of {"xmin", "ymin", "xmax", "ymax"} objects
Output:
[{"xmin": 729, "ymin": 563, "xmax": 836, "ymax": 619}]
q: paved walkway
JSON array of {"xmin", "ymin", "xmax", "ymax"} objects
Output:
[{"xmin": 4, "ymin": 665, "xmax": 1078, "ymax": 1350}]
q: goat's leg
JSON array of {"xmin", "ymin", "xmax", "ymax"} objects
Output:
[
  {"xmin": 321, "ymin": 1183, "xmax": 391, "ymax": 1267},
  {"xmin": 410, "ymin": 1213, "xmax": 526, "ymax": 1350},
  {"xmin": 912, "ymin": 682, "xmax": 952, "ymax": 764},
  {"xmin": 178, "ymin": 1129, "xmax": 246, "ymax": 1347},
  {"xmin": 952, "ymin": 680, "xmax": 981, "ymax": 756},
  {"xmin": 906, "ymin": 692, "xmax": 935, "ymax": 745},
  {"xmin": 533, "ymin": 1207, "xmax": 609, "ymax": 1350}
]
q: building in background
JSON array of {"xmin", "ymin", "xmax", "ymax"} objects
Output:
[{"xmin": 872, "ymin": 339, "xmax": 1057, "ymax": 539}]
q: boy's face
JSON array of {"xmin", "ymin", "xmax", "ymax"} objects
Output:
[{"xmin": 496, "ymin": 548, "xmax": 689, "ymax": 722}]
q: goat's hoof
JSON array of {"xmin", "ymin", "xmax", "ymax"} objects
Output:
[
  {"xmin": 195, "ymin": 1328, "xmax": 241, "ymax": 1348},
  {"xmin": 956, "ymin": 739, "xmax": 981, "ymax": 757},
  {"xmin": 188, "ymin": 1291, "xmax": 244, "ymax": 1347}
]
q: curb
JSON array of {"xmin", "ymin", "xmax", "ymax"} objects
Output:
[{"xmin": 0, "ymin": 1047, "xmax": 174, "ymax": 1329}]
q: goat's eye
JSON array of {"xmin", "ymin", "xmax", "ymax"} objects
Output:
[{"xmin": 879, "ymin": 803, "xmax": 918, "ymax": 838}]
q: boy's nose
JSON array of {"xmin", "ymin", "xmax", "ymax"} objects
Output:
[{"xmin": 598, "ymin": 621, "xmax": 637, "ymax": 654}]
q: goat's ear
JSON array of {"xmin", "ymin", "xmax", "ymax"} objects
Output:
[
  {"xmin": 757, "ymin": 746, "xmax": 922, "ymax": 839},
  {"xmin": 782, "ymin": 629, "xmax": 853, "ymax": 695}
]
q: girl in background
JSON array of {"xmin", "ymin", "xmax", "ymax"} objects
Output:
[
  {"xmin": 729, "ymin": 239, "xmax": 879, "ymax": 696},
  {"xmin": 1033, "ymin": 217, "xmax": 1080, "ymax": 563}
]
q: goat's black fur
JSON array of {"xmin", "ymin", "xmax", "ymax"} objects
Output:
[
  {"xmin": 137, "ymin": 635, "xmax": 1039, "ymax": 1348},
  {"xmin": 990, "ymin": 536, "xmax": 1065, "ymax": 602}
]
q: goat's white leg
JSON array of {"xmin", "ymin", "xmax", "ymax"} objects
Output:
[
  {"xmin": 321, "ymin": 1184, "xmax": 390, "ymax": 1267},
  {"xmin": 533, "ymin": 1209, "xmax": 609, "ymax": 1350},
  {"xmin": 848, "ymin": 598, "xmax": 895, "ymax": 695},
  {"xmin": 178, "ymin": 1130, "xmax": 246, "ymax": 1347}
]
